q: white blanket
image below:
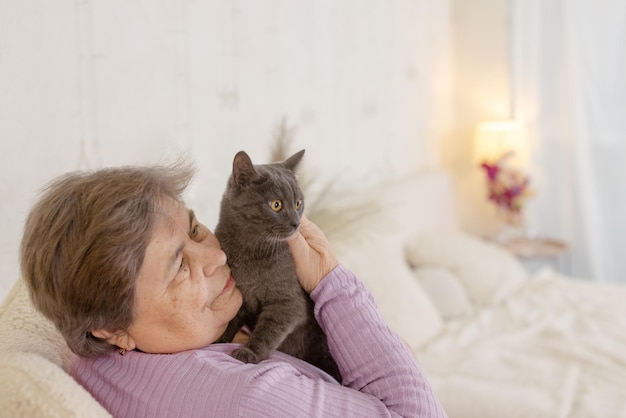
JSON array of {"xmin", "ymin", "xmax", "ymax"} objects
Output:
[{"xmin": 418, "ymin": 270, "xmax": 626, "ymax": 418}]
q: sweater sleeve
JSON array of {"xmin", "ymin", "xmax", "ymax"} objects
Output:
[
  {"xmin": 239, "ymin": 265, "xmax": 447, "ymax": 418},
  {"xmin": 317, "ymin": 265, "xmax": 446, "ymax": 417}
]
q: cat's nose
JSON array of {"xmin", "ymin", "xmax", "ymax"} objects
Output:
[{"xmin": 290, "ymin": 221, "xmax": 300, "ymax": 230}]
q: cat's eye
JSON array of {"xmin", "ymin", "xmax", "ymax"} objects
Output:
[
  {"xmin": 295, "ymin": 200, "xmax": 303, "ymax": 211},
  {"xmin": 270, "ymin": 200, "xmax": 283, "ymax": 212}
]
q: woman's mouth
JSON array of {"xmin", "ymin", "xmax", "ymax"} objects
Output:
[{"xmin": 219, "ymin": 275, "xmax": 236, "ymax": 296}]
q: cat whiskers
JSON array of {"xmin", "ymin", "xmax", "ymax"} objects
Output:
[{"xmin": 253, "ymin": 231, "xmax": 288, "ymax": 258}]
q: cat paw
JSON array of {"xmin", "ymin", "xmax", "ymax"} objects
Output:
[{"xmin": 231, "ymin": 347, "xmax": 263, "ymax": 364}]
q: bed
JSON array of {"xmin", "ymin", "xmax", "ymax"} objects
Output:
[{"xmin": 1, "ymin": 169, "xmax": 625, "ymax": 417}]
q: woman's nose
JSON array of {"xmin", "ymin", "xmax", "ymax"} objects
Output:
[{"xmin": 199, "ymin": 242, "xmax": 227, "ymax": 277}]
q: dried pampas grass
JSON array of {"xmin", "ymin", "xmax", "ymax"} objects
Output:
[{"xmin": 268, "ymin": 117, "xmax": 382, "ymax": 242}]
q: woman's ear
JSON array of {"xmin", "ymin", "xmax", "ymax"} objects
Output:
[{"xmin": 91, "ymin": 329, "xmax": 136, "ymax": 351}]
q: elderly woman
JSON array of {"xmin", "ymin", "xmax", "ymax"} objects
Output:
[{"xmin": 20, "ymin": 163, "xmax": 447, "ymax": 418}]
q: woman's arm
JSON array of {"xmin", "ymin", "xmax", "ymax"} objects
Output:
[
  {"xmin": 280, "ymin": 217, "xmax": 447, "ymax": 417},
  {"xmin": 236, "ymin": 266, "xmax": 446, "ymax": 418}
]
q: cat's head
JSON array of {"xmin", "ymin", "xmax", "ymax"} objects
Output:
[{"xmin": 222, "ymin": 150, "xmax": 305, "ymax": 240}]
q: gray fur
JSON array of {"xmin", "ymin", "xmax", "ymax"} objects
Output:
[{"xmin": 215, "ymin": 150, "xmax": 341, "ymax": 382}]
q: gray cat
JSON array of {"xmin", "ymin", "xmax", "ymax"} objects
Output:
[{"xmin": 215, "ymin": 149, "xmax": 341, "ymax": 382}]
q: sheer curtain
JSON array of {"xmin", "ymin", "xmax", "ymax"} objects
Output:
[{"xmin": 511, "ymin": 0, "xmax": 626, "ymax": 283}]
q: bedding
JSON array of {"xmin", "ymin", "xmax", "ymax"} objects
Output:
[
  {"xmin": 418, "ymin": 268, "xmax": 626, "ymax": 418},
  {"xmin": 1, "ymin": 169, "xmax": 625, "ymax": 418}
]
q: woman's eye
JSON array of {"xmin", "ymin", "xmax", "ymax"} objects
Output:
[
  {"xmin": 191, "ymin": 224, "xmax": 200, "ymax": 239},
  {"xmin": 295, "ymin": 199, "xmax": 303, "ymax": 210},
  {"xmin": 269, "ymin": 200, "xmax": 283, "ymax": 212}
]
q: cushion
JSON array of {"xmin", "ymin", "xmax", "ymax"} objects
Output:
[
  {"xmin": 405, "ymin": 230, "xmax": 528, "ymax": 307},
  {"xmin": 310, "ymin": 170, "xmax": 458, "ymax": 250},
  {"xmin": 335, "ymin": 239, "xmax": 444, "ymax": 350},
  {"xmin": 0, "ymin": 279, "xmax": 110, "ymax": 417},
  {"xmin": 0, "ymin": 352, "xmax": 111, "ymax": 418},
  {"xmin": 0, "ymin": 279, "xmax": 73, "ymax": 370},
  {"xmin": 411, "ymin": 266, "xmax": 473, "ymax": 319}
]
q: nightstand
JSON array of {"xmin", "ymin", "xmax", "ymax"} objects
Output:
[{"xmin": 501, "ymin": 236, "xmax": 569, "ymax": 273}]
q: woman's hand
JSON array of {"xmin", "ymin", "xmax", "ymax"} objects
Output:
[{"xmin": 287, "ymin": 216, "xmax": 339, "ymax": 293}]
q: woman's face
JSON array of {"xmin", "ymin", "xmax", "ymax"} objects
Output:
[{"xmin": 125, "ymin": 199, "xmax": 242, "ymax": 353}]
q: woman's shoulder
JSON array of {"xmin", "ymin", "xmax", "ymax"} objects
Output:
[
  {"xmin": 73, "ymin": 344, "xmax": 247, "ymax": 380},
  {"xmin": 72, "ymin": 344, "xmax": 338, "ymax": 417},
  {"xmin": 70, "ymin": 345, "xmax": 255, "ymax": 417},
  {"xmin": 73, "ymin": 343, "xmax": 336, "ymax": 387}
]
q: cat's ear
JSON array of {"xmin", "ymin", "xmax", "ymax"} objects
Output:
[
  {"xmin": 232, "ymin": 151, "xmax": 259, "ymax": 186},
  {"xmin": 283, "ymin": 149, "xmax": 305, "ymax": 171}
]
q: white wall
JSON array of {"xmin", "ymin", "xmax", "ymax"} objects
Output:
[
  {"xmin": 445, "ymin": 0, "xmax": 512, "ymax": 235},
  {"xmin": 0, "ymin": 1, "xmax": 452, "ymax": 301}
]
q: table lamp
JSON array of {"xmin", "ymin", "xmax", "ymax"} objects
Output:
[{"xmin": 473, "ymin": 120, "xmax": 526, "ymax": 166}]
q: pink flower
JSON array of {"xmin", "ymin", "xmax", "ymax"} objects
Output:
[
  {"xmin": 480, "ymin": 162, "xmax": 500, "ymax": 180},
  {"xmin": 480, "ymin": 152, "xmax": 532, "ymax": 214}
]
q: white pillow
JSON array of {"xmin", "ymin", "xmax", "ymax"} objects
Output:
[
  {"xmin": 334, "ymin": 238, "xmax": 443, "ymax": 350},
  {"xmin": 405, "ymin": 230, "xmax": 528, "ymax": 307},
  {"xmin": 313, "ymin": 170, "xmax": 458, "ymax": 250},
  {"xmin": 411, "ymin": 266, "xmax": 473, "ymax": 319}
]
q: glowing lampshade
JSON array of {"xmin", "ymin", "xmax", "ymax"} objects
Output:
[{"xmin": 473, "ymin": 120, "xmax": 527, "ymax": 167}]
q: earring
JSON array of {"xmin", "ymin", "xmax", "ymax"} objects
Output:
[{"xmin": 119, "ymin": 347, "xmax": 126, "ymax": 356}]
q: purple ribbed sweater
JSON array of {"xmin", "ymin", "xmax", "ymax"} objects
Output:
[{"xmin": 72, "ymin": 265, "xmax": 447, "ymax": 417}]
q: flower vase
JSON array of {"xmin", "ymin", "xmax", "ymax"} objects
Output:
[{"xmin": 493, "ymin": 207, "xmax": 526, "ymax": 243}]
